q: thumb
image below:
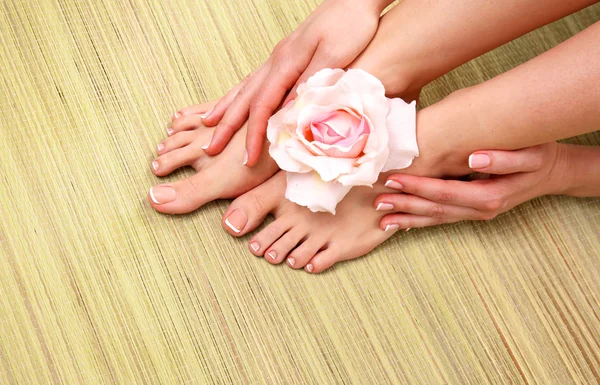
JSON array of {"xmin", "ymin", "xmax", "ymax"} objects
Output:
[{"xmin": 468, "ymin": 146, "xmax": 545, "ymax": 175}]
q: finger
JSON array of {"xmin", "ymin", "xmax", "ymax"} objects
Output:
[
  {"xmin": 380, "ymin": 213, "xmax": 458, "ymax": 232},
  {"xmin": 374, "ymin": 193, "xmax": 483, "ymax": 221},
  {"xmin": 200, "ymin": 77, "xmax": 249, "ymax": 127},
  {"xmin": 245, "ymin": 43, "xmax": 319, "ymax": 167},
  {"xmin": 384, "ymin": 175, "xmax": 493, "ymax": 211},
  {"xmin": 468, "ymin": 146, "xmax": 544, "ymax": 174},
  {"xmin": 204, "ymin": 65, "xmax": 272, "ymax": 155}
]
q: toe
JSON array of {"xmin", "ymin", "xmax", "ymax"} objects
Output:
[
  {"xmin": 148, "ymin": 170, "xmax": 220, "ymax": 214},
  {"xmin": 266, "ymin": 227, "xmax": 307, "ymax": 266},
  {"xmin": 221, "ymin": 172, "xmax": 286, "ymax": 237},
  {"xmin": 157, "ymin": 131, "xmax": 196, "ymax": 155},
  {"xmin": 177, "ymin": 101, "xmax": 216, "ymax": 118},
  {"xmin": 247, "ymin": 217, "xmax": 292, "ymax": 260},
  {"xmin": 168, "ymin": 114, "xmax": 208, "ymax": 136},
  {"xmin": 305, "ymin": 247, "xmax": 342, "ymax": 274},
  {"xmin": 152, "ymin": 144, "xmax": 206, "ymax": 176},
  {"xmin": 287, "ymin": 237, "xmax": 326, "ymax": 270}
]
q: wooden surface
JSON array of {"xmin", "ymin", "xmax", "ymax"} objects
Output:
[{"xmin": 1, "ymin": 1, "xmax": 599, "ymax": 384}]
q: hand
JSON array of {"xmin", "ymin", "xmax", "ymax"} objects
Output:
[
  {"xmin": 187, "ymin": 0, "xmax": 392, "ymax": 166},
  {"xmin": 374, "ymin": 142, "xmax": 569, "ymax": 230}
]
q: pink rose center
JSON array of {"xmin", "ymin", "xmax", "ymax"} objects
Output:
[{"xmin": 303, "ymin": 110, "xmax": 370, "ymax": 158}]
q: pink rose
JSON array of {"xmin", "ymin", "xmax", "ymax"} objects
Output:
[{"xmin": 267, "ymin": 68, "xmax": 418, "ymax": 214}]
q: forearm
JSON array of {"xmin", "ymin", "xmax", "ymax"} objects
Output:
[{"xmin": 353, "ymin": 0, "xmax": 597, "ymax": 96}]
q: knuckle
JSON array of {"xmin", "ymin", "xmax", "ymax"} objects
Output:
[
  {"xmin": 435, "ymin": 190, "xmax": 454, "ymax": 203},
  {"xmin": 428, "ymin": 204, "xmax": 445, "ymax": 218},
  {"xmin": 217, "ymin": 120, "xmax": 238, "ymax": 135}
]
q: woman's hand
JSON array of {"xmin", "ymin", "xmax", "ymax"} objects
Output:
[
  {"xmin": 374, "ymin": 142, "xmax": 571, "ymax": 231},
  {"xmin": 182, "ymin": 0, "xmax": 392, "ymax": 166}
]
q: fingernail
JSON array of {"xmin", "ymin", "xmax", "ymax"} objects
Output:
[
  {"xmin": 384, "ymin": 224, "xmax": 400, "ymax": 232},
  {"xmin": 243, "ymin": 150, "xmax": 248, "ymax": 165},
  {"xmin": 287, "ymin": 257, "xmax": 295, "ymax": 266},
  {"xmin": 405, "ymin": 228, "xmax": 411, "ymax": 232},
  {"xmin": 385, "ymin": 180, "xmax": 403, "ymax": 190},
  {"xmin": 250, "ymin": 242, "xmax": 260, "ymax": 253},
  {"xmin": 151, "ymin": 160, "xmax": 159, "ymax": 171},
  {"xmin": 167, "ymin": 127, "xmax": 174, "ymax": 136},
  {"xmin": 149, "ymin": 185, "xmax": 176, "ymax": 204},
  {"xmin": 468, "ymin": 153, "xmax": 490, "ymax": 169},
  {"xmin": 157, "ymin": 143, "xmax": 165, "ymax": 152},
  {"xmin": 268, "ymin": 251, "xmax": 277, "ymax": 260},
  {"xmin": 224, "ymin": 209, "xmax": 247, "ymax": 234},
  {"xmin": 201, "ymin": 137, "xmax": 211, "ymax": 150},
  {"xmin": 305, "ymin": 263, "xmax": 314, "ymax": 273},
  {"xmin": 376, "ymin": 202, "xmax": 394, "ymax": 211},
  {"xmin": 200, "ymin": 108, "xmax": 213, "ymax": 119}
]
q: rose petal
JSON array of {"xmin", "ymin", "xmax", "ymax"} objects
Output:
[
  {"xmin": 382, "ymin": 99, "xmax": 418, "ymax": 171},
  {"xmin": 304, "ymin": 68, "xmax": 345, "ymax": 88},
  {"xmin": 287, "ymin": 147, "xmax": 354, "ymax": 181},
  {"xmin": 285, "ymin": 171, "xmax": 352, "ymax": 214},
  {"xmin": 338, "ymin": 69, "xmax": 386, "ymax": 97},
  {"xmin": 313, "ymin": 133, "xmax": 368, "ymax": 158}
]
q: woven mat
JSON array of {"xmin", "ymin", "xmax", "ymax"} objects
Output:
[{"xmin": 1, "ymin": 1, "xmax": 599, "ymax": 384}]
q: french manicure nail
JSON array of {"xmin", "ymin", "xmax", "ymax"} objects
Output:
[
  {"xmin": 201, "ymin": 138, "xmax": 211, "ymax": 150},
  {"xmin": 157, "ymin": 143, "xmax": 165, "ymax": 152},
  {"xmin": 243, "ymin": 150, "xmax": 248, "ymax": 165},
  {"xmin": 405, "ymin": 228, "xmax": 412, "ymax": 232},
  {"xmin": 376, "ymin": 202, "xmax": 394, "ymax": 211},
  {"xmin": 167, "ymin": 127, "xmax": 174, "ymax": 136},
  {"xmin": 224, "ymin": 218, "xmax": 241, "ymax": 233},
  {"xmin": 250, "ymin": 242, "xmax": 260, "ymax": 252},
  {"xmin": 305, "ymin": 263, "xmax": 314, "ymax": 273},
  {"xmin": 200, "ymin": 108, "xmax": 213, "ymax": 119},
  {"xmin": 268, "ymin": 251, "xmax": 277, "ymax": 260},
  {"xmin": 149, "ymin": 185, "xmax": 177, "ymax": 204},
  {"xmin": 287, "ymin": 257, "xmax": 295, "ymax": 266},
  {"xmin": 385, "ymin": 224, "xmax": 400, "ymax": 232},
  {"xmin": 151, "ymin": 160, "xmax": 159, "ymax": 171},
  {"xmin": 468, "ymin": 153, "xmax": 490, "ymax": 169},
  {"xmin": 172, "ymin": 112, "xmax": 180, "ymax": 120},
  {"xmin": 385, "ymin": 180, "xmax": 403, "ymax": 190}
]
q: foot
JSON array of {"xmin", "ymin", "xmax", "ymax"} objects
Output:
[
  {"xmin": 148, "ymin": 101, "xmax": 278, "ymax": 214},
  {"xmin": 221, "ymin": 171, "xmax": 404, "ymax": 273}
]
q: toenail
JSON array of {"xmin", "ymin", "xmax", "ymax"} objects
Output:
[
  {"xmin": 157, "ymin": 143, "xmax": 165, "ymax": 152},
  {"xmin": 287, "ymin": 257, "xmax": 296, "ymax": 267},
  {"xmin": 151, "ymin": 160, "xmax": 159, "ymax": 171},
  {"xmin": 405, "ymin": 228, "xmax": 411, "ymax": 232},
  {"xmin": 172, "ymin": 112, "xmax": 180, "ymax": 120},
  {"xmin": 200, "ymin": 108, "xmax": 213, "ymax": 119},
  {"xmin": 267, "ymin": 251, "xmax": 277, "ymax": 260},
  {"xmin": 250, "ymin": 242, "xmax": 260, "ymax": 253},
  {"xmin": 305, "ymin": 263, "xmax": 314, "ymax": 273},
  {"xmin": 376, "ymin": 202, "xmax": 394, "ymax": 211},
  {"xmin": 384, "ymin": 224, "xmax": 400, "ymax": 232},
  {"xmin": 224, "ymin": 209, "xmax": 247, "ymax": 234},
  {"xmin": 385, "ymin": 180, "xmax": 403, "ymax": 190},
  {"xmin": 201, "ymin": 138, "xmax": 211, "ymax": 150},
  {"xmin": 149, "ymin": 185, "xmax": 176, "ymax": 204},
  {"xmin": 167, "ymin": 127, "xmax": 174, "ymax": 136},
  {"xmin": 243, "ymin": 150, "xmax": 248, "ymax": 165}
]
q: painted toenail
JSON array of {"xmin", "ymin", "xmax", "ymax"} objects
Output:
[
  {"xmin": 224, "ymin": 209, "xmax": 247, "ymax": 234},
  {"xmin": 151, "ymin": 160, "xmax": 159, "ymax": 171},
  {"xmin": 243, "ymin": 150, "xmax": 248, "ymax": 165},
  {"xmin": 250, "ymin": 242, "xmax": 260, "ymax": 253},
  {"xmin": 200, "ymin": 108, "xmax": 213, "ymax": 119},
  {"xmin": 157, "ymin": 143, "xmax": 165, "ymax": 152},
  {"xmin": 172, "ymin": 112, "xmax": 180, "ymax": 120},
  {"xmin": 305, "ymin": 264, "xmax": 314, "ymax": 273},
  {"xmin": 149, "ymin": 185, "xmax": 176, "ymax": 204},
  {"xmin": 385, "ymin": 224, "xmax": 400, "ymax": 232},
  {"xmin": 405, "ymin": 228, "xmax": 411, "ymax": 232},
  {"xmin": 287, "ymin": 257, "xmax": 296, "ymax": 267},
  {"xmin": 201, "ymin": 138, "xmax": 211, "ymax": 150},
  {"xmin": 167, "ymin": 127, "xmax": 174, "ymax": 136},
  {"xmin": 385, "ymin": 180, "xmax": 403, "ymax": 190},
  {"xmin": 376, "ymin": 202, "xmax": 394, "ymax": 211},
  {"xmin": 267, "ymin": 251, "xmax": 277, "ymax": 260}
]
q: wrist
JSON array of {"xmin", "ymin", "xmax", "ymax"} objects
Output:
[{"xmin": 555, "ymin": 144, "xmax": 600, "ymax": 197}]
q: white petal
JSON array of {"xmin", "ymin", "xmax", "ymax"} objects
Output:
[
  {"xmin": 339, "ymin": 69, "xmax": 386, "ymax": 96},
  {"xmin": 304, "ymin": 68, "xmax": 345, "ymax": 88},
  {"xmin": 287, "ymin": 147, "xmax": 354, "ymax": 181},
  {"xmin": 285, "ymin": 172, "xmax": 352, "ymax": 214},
  {"xmin": 382, "ymin": 99, "xmax": 418, "ymax": 171}
]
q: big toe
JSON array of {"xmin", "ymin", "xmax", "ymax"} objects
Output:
[
  {"xmin": 221, "ymin": 172, "xmax": 286, "ymax": 237},
  {"xmin": 148, "ymin": 171, "xmax": 219, "ymax": 214}
]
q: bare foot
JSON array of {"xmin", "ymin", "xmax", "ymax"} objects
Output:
[
  {"xmin": 148, "ymin": 101, "xmax": 278, "ymax": 214},
  {"xmin": 220, "ymin": 171, "xmax": 405, "ymax": 273}
]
